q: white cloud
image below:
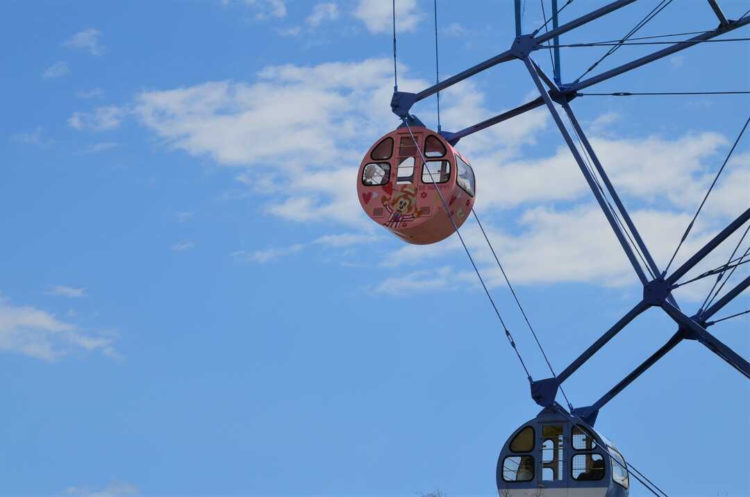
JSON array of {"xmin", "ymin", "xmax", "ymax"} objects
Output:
[
  {"xmin": 0, "ymin": 296, "xmax": 116, "ymax": 361},
  {"xmin": 47, "ymin": 285, "xmax": 86, "ymax": 298},
  {"xmin": 64, "ymin": 28, "xmax": 105, "ymax": 55},
  {"xmin": 84, "ymin": 142, "xmax": 119, "ymax": 153},
  {"xmin": 69, "ymin": 106, "xmax": 125, "ymax": 131},
  {"xmin": 128, "ymin": 57, "xmax": 747, "ymax": 296},
  {"xmin": 225, "ymin": 0, "xmax": 287, "ymax": 19},
  {"xmin": 171, "ymin": 241, "xmax": 196, "ymax": 251},
  {"xmin": 65, "ymin": 482, "xmax": 139, "ymax": 497},
  {"xmin": 43, "ymin": 61, "xmax": 70, "ymax": 79},
  {"xmin": 307, "ymin": 2, "xmax": 339, "ymax": 27},
  {"xmin": 11, "ymin": 127, "xmax": 52, "ymax": 147},
  {"xmin": 354, "ymin": 0, "xmax": 420, "ymax": 34},
  {"xmin": 373, "ymin": 266, "xmax": 474, "ymax": 295},
  {"xmin": 232, "ymin": 243, "xmax": 304, "ymax": 263}
]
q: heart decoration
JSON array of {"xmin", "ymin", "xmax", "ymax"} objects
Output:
[
  {"xmin": 362, "ymin": 192, "xmax": 373, "ymax": 204},
  {"xmin": 383, "ymin": 183, "xmax": 393, "ymax": 195}
]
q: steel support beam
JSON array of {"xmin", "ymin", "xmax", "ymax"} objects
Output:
[
  {"xmin": 662, "ymin": 302, "xmax": 750, "ymax": 378},
  {"xmin": 552, "ymin": 0, "xmax": 562, "ymax": 85},
  {"xmin": 667, "ymin": 208, "xmax": 750, "ymax": 285},
  {"xmin": 591, "ymin": 331, "xmax": 683, "ymax": 412},
  {"xmin": 571, "ymin": 16, "xmax": 750, "ymax": 92},
  {"xmin": 707, "ymin": 0, "xmax": 729, "ymax": 26},
  {"xmin": 560, "ymin": 100, "xmax": 662, "ymax": 281},
  {"xmin": 525, "ymin": 57, "xmax": 650, "ymax": 284},
  {"xmin": 701, "ymin": 276, "xmax": 750, "ymax": 321},
  {"xmin": 557, "ymin": 300, "xmax": 650, "ymax": 383},
  {"xmin": 535, "ymin": 0, "xmax": 636, "ymax": 44}
]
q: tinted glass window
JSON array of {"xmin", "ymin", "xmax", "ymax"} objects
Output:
[
  {"xmin": 572, "ymin": 426, "xmax": 598, "ymax": 450},
  {"xmin": 572, "ymin": 454, "xmax": 605, "ymax": 481},
  {"xmin": 397, "ymin": 156, "xmax": 415, "ymax": 184},
  {"xmin": 422, "ymin": 160, "xmax": 451, "ymax": 184},
  {"xmin": 399, "ymin": 136, "xmax": 417, "ymax": 158},
  {"xmin": 456, "ymin": 156, "xmax": 475, "ymax": 197},
  {"xmin": 424, "ymin": 135, "xmax": 446, "ymax": 158},
  {"xmin": 542, "ymin": 425, "xmax": 563, "ymax": 481},
  {"xmin": 371, "ymin": 137, "xmax": 394, "ymax": 160},
  {"xmin": 362, "ymin": 163, "xmax": 391, "ymax": 186},
  {"xmin": 509, "ymin": 426, "xmax": 535, "ymax": 453},
  {"xmin": 502, "ymin": 455, "xmax": 535, "ymax": 482},
  {"xmin": 609, "ymin": 446, "xmax": 629, "ymax": 489}
]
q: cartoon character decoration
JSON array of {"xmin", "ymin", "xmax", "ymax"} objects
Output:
[{"xmin": 382, "ymin": 185, "xmax": 423, "ymax": 228}]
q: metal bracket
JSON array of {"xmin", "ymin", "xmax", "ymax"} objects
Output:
[
  {"xmin": 509, "ymin": 35, "xmax": 538, "ymax": 59},
  {"xmin": 391, "ymin": 91, "xmax": 418, "ymax": 118},
  {"xmin": 530, "ymin": 377, "xmax": 559, "ymax": 407},
  {"xmin": 571, "ymin": 405, "xmax": 599, "ymax": 426},
  {"xmin": 643, "ymin": 277, "xmax": 672, "ymax": 306}
]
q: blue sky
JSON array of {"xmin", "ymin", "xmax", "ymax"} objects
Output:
[{"xmin": 1, "ymin": 1, "xmax": 748, "ymax": 496}]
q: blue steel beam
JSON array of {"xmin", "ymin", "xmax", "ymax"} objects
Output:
[
  {"xmin": 701, "ymin": 276, "xmax": 750, "ymax": 321},
  {"xmin": 525, "ymin": 57, "xmax": 650, "ymax": 284},
  {"xmin": 590, "ymin": 331, "xmax": 683, "ymax": 413},
  {"xmin": 707, "ymin": 0, "xmax": 729, "ymax": 26},
  {"xmin": 661, "ymin": 302, "xmax": 750, "ymax": 378},
  {"xmin": 552, "ymin": 0, "xmax": 562, "ymax": 85},
  {"xmin": 570, "ymin": 16, "xmax": 750, "ymax": 92},
  {"xmin": 396, "ymin": 0, "xmax": 635, "ymax": 111},
  {"xmin": 667, "ymin": 208, "xmax": 750, "ymax": 285},
  {"xmin": 560, "ymin": 100, "xmax": 666, "ymax": 284},
  {"xmin": 557, "ymin": 300, "xmax": 649, "ymax": 383},
  {"xmin": 515, "ymin": 0, "xmax": 522, "ymax": 37}
]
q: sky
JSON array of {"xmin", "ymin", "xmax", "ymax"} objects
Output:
[{"xmin": 1, "ymin": 1, "xmax": 749, "ymax": 496}]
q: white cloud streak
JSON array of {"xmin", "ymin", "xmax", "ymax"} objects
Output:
[
  {"xmin": 47, "ymin": 285, "xmax": 87, "ymax": 298},
  {"xmin": 307, "ymin": 2, "xmax": 339, "ymax": 27},
  {"xmin": 65, "ymin": 482, "xmax": 139, "ymax": 497},
  {"xmin": 43, "ymin": 61, "xmax": 70, "ymax": 79},
  {"xmin": 0, "ymin": 296, "xmax": 116, "ymax": 361},
  {"xmin": 354, "ymin": 0, "xmax": 420, "ymax": 34},
  {"xmin": 69, "ymin": 106, "xmax": 125, "ymax": 131},
  {"xmin": 64, "ymin": 28, "xmax": 105, "ymax": 56}
]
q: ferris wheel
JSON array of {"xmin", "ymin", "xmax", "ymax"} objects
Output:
[{"xmin": 356, "ymin": 1, "xmax": 749, "ymax": 496}]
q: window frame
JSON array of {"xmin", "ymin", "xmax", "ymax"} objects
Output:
[
  {"xmin": 455, "ymin": 155, "xmax": 475, "ymax": 197},
  {"xmin": 361, "ymin": 162, "xmax": 392, "ymax": 186},
  {"xmin": 501, "ymin": 455, "xmax": 535, "ymax": 483},
  {"xmin": 370, "ymin": 137, "xmax": 394, "ymax": 160},
  {"xmin": 608, "ymin": 446, "xmax": 630, "ymax": 490},
  {"xmin": 571, "ymin": 425, "xmax": 598, "ymax": 451},
  {"xmin": 509, "ymin": 425, "xmax": 535, "ymax": 453},
  {"xmin": 570, "ymin": 452, "xmax": 605, "ymax": 482},
  {"xmin": 421, "ymin": 160, "xmax": 451, "ymax": 185},
  {"xmin": 424, "ymin": 135, "xmax": 447, "ymax": 158}
]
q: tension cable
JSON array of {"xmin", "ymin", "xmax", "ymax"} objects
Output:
[
  {"xmin": 579, "ymin": 91, "xmax": 750, "ymax": 97},
  {"xmin": 392, "ymin": 0, "xmax": 398, "ymax": 91},
  {"xmin": 401, "ymin": 118, "xmax": 534, "ymax": 384},
  {"xmin": 433, "ymin": 0, "xmax": 441, "ymax": 131},
  {"xmin": 665, "ymin": 115, "xmax": 750, "ymax": 275}
]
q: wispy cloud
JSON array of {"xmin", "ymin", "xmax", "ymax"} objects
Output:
[
  {"xmin": 0, "ymin": 295, "xmax": 116, "ymax": 361},
  {"xmin": 232, "ymin": 243, "xmax": 304, "ymax": 263},
  {"xmin": 11, "ymin": 127, "xmax": 53, "ymax": 147},
  {"xmin": 43, "ymin": 61, "xmax": 70, "ymax": 79},
  {"xmin": 224, "ymin": 0, "xmax": 287, "ymax": 19},
  {"xmin": 84, "ymin": 142, "xmax": 119, "ymax": 153},
  {"xmin": 171, "ymin": 241, "xmax": 196, "ymax": 251},
  {"xmin": 354, "ymin": 0, "xmax": 420, "ymax": 34},
  {"xmin": 64, "ymin": 28, "xmax": 105, "ymax": 56},
  {"xmin": 306, "ymin": 2, "xmax": 339, "ymax": 27},
  {"xmin": 69, "ymin": 106, "xmax": 125, "ymax": 131},
  {"xmin": 64, "ymin": 482, "xmax": 139, "ymax": 497},
  {"xmin": 77, "ymin": 88, "xmax": 104, "ymax": 99},
  {"xmin": 46, "ymin": 285, "xmax": 86, "ymax": 298}
]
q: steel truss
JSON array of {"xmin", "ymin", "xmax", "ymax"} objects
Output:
[{"xmin": 391, "ymin": 0, "xmax": 749, "ymax": 425}]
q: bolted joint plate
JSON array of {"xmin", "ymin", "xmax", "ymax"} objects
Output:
[
  {"xmin": 509, "ymin": 34, "xmax": 538, "ymax": 59},
  {"xmin": 643, "ymin": 277, "xmax": 673, "ymax": 306},
  {"xmin": 530, "ymin": 377, "xmax": 559, "ymax": 407},
  {"xmin": 571, "ymin": 405, "xmax": 599, "ymax": 426},
  {"xmin": 391, "ymin": 91, "xmax": 418, "ymax": 118}
]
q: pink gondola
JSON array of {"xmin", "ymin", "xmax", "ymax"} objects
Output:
[{"xmin": 357, "ymin": 125, "xmax": 476, "ymax": 245}]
